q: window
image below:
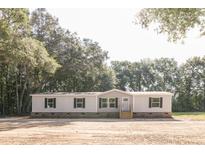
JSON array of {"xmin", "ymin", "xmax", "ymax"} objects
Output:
[
  {"xmin": 151, "ymin": 102, "xmax": 160, "ymax": 107},
  {"xmin": 74, "ymin": 98, "xmax": 85, "ymax": 108},
  {"xmin": 99, "ymin": 98, "xmax": 118, "ymax": 108},
  {"xmin": 45, "ymin": 98, "xmax": 56, "ymax": 108},
  {"xmin": 149, "ymin": 97, "xmax": 163, "ymax": 108},
  {"xmin": 123, "ymin": 98, "xmax": 128, "ymax": 102},
  {"xmin": 101, "ymin": 98, "xmax": 108, "ymax": 108},
  {"xmin": 76, "ymin": 98, "xmax": 83, "ymax": 108},
  {"xmin": 109, "ymin": 98, "xmax": 116, "ymax": 108},
  {"xmin": 151, "ymin": 98, "xmax": 160, "ymax": 107}
]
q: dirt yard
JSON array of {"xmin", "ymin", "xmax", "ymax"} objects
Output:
[{"xmin": 0, "ymin": 117, "xmax": 205, "ymax": 144}]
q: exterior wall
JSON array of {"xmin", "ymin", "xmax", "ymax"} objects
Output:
[
  {"xmin": 133, "ymin": 95, "xmax": 172, "ymax": 113},
  {"xmin": 32, "ymin": 96, "xmax": 97, "ymax": 113},
  {"xmin": 31, "ymin": 90, "xmax": 173, "ymax": 118},
  {"xmin": 97, "ymin": 91, "xmax": 133, "ymax": 112}
]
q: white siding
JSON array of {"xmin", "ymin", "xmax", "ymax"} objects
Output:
[
  {"xmin": 32, "ymin": 91, "xmax": 172, "ymax": 113},
  {"xmin": 133, "ymin": 95, "xmax": 172, "ymax": 112},
  {"xmin": 97, "ymin": 91, "xmax": 133, "ymax": 112},
  {"xmin": 32, "ymin": 96, "xmax": 97, "ymax": 112}
]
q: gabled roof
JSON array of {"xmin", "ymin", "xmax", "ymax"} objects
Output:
[
  {"xmin": 97, "ymin": 89, "xmax": 132, "ymax": 96},
  {"xmin": 30, "ymin": 92, "xmax": 102, "ymax": 97},
  {"xmin": 30, "ymin": 89, "xmax": 173, "ymax": 97},
  {"xmin": 129, "ymin": 91, "xmax": 173, "ymax": 96}
]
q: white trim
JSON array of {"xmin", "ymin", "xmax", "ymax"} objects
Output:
[
  {"xmin": 46, "ymin": 98, "xmax": 55, "ymax": 109},
  {"xmin": 100, "ymin": 97, "xmax": 108, "ymax": 108},
  {"xmin": 108, "ymin": 97, "xmax": 116, "ymax": 108},
  {"xmin": 97, "ymin": 89, "xmax": 132, "ymax": 96},
  {"xmin": 75, "ymin": 97, "xmax": 85, "ymax": 109},
  {"xmin": 30, "ymin": 94, "xmax": 98, "ymax": 97},
  {"xmin": 150, "ymin": 97, "xmax": 161, "ymax": 108},
  {"xmin": 30, "ymin": 89, "xmax": 173, "ymax": 97},
  {"xmin": 121, "ymin": 97, "xmax": 130, "ymax": 112},
  {"xmin": 130, "ymin": 92, "xmax": 173, "ymax": 96},
  {"xmin": 122, "ymin": 97, "xmax": 129, "ymax": 102}
]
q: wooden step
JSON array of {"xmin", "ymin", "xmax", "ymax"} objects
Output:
[{"xmin": 120, "ymin": 112, "xmax": 133, "ymax": 119}]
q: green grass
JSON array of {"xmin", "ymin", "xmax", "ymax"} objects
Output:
[{"xmin": 173, "ymin": 112, "xmax": 205, "ymax": 121}]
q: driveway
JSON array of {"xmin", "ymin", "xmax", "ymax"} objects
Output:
[{"xmin": 0, "ymin": 117, "xmax": 205, "ymax": 144}]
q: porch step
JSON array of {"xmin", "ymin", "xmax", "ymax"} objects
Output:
[{"xmin": 120, "ymin": 112, "xmax": 133, "ymax": 119}]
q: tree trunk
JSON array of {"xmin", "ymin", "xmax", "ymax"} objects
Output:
[
  {"xmin": 0, "ymin": 65, "xmax": 5, "ymax": 115},
  {"xmin": 5, "ymin": 65, "xmax": 9, "ymax": 115},
  {"xmin": 16, "ymin": 72, "xmax": 19, "ymax": 114},
  {"xmin": 203, "ymin": 80, "xmax": 205, "ymax": 111},
  {"xmin": 19, "ymin": 79, "xmax": 27, "ymax": 114},
  {"xmin": 138, "ymin": 73, "xmax": 141, "ymax": 91}
]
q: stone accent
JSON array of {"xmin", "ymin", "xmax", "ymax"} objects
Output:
[
  {"xmin": 31, "ymin": 112, "xmax": 120, "ymax": 118},
  {"xmin": 133, "ymin": 112, "xmax": 172, "ymax": 118}
]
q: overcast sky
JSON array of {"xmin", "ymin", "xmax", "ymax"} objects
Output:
[{"xmin": 46, "ymin": 8, "xmax": 205, "ymax": 65}]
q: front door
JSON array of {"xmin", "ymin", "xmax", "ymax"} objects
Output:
[{"xmin": 121, "ymin": 97, "xmax": 130, "ymax": 112}]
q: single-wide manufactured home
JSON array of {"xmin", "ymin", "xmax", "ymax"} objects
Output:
[{"xmin": 31, "ymin": 89, "xmax": 173, "ymax": 118}]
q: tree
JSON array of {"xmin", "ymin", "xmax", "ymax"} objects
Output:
[
  {"xmin": 136, "ymin": 9, "xmax": 205, "ymax": 111},
  {"xmin": 136, "ymin": 8, "xmax": 205, "ymax": 42},
  {"xmin": 30, "ymin": 9, "xmax": 109, "ymax": 93},
  {"xmin": 153, "ymin": 58, "xmax": 179, "ymax": 92},
  {"xmin": 13, "ymin": 37, "xmax": 60, "ymax": 113},
  {"xmin": 0, "ymin": 9, "xmax": 60, "ymax": 115},
  {"xmin": 111, "ymin": 61, "xmax": 132, "ymax": 91},
  {"xmin": 175, "ymin": 57, "xmax": 205, "ymax": 112},
  {"xmin": 0, "ymin": 8, "xmax": 30, "ymax": 115}
]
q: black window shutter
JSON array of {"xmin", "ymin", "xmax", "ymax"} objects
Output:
[
  {"xmin": 160, "ymin": 97, "xmax": 163, "ymax": 108},
  {"xmin": 74, "ymin": 98, "xmax": 76, "ymax": 108},
  {"xmin": 149, "ymin": 97, "xmax": 152, "ymax": 108},
  {"xmin": 99, "ymin": 98, "xmax": 102, "ymax": 108},
  {"xmin": 83, "ymin": 98, "xmax": 85, "ymax": 108},
  {"xmin": 45, "ymin": 98, "xmax": 47, "ymax": 108},
  {"xmin": 54, "ymin": 98, "xmax": 56, "ymax": 108},
  {"xmin": 115, "ymin": 97, "xmax": 118, "ymax": 108}
]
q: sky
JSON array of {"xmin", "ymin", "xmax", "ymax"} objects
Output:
[{"xmin": 46, "ymin": 8, "xmax": 205, "ymax": 65}]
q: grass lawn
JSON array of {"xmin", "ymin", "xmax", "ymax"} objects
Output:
[{"xmin": 173, "ymin": 112, "xmax": 205, "ymax": 121}]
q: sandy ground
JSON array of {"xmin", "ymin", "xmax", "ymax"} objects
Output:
[{"xmin": 0, "ymin": 117, "xmax": 205, "ymax": 144}]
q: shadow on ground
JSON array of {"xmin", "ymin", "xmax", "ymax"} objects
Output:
[
  {"xmin": 0, "ymin": 118, "xmax": 71, "ymax": 132},
  {"xmin": 0, "ymin": 116, "xmax": 180, "ymax": 132}
]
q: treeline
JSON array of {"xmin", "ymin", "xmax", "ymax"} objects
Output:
[
  {"xmin": 112, "ymin": 58, "xmax": 205, "ymax": 112},
  {"xmin": 0, "ymin": 9, "xmax": 205, "ymax": 115}
]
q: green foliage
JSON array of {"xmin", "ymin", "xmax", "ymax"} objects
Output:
[
  {"xmin": 30, "ymin": 9, "xmax": 110, "ymax": 93},
  {"xmin": 112, "ymin": 58, "xmax": 178, "ymax": 92},
  {"xmin": 0, "ymin": 9, "xmax": 60, "ymax": 114},
  {"xmin": 135, "ymin": 9, "xmax": 205, "ymax": 111},
  {"xmin": 112, "ymin": 57, "xmax": 205, "ymax": 112},
  {"xmin": 0, "ymin": 8, "xmax": 205, "ymax": 115},
  {"xmin": 174, "ymin": 56, "xmax": 205, "ymax": 111},
  {"xmin": 0, "ymin": 8, "xmax": 114, "ymax": 115},
  {"xmin": 136, "ymin": 8, "xmax": 205, "ymax": 42}
]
